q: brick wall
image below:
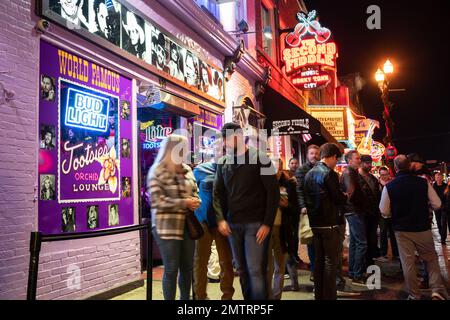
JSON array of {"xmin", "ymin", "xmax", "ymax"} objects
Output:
[{"xmin": 0, "ymin": 0, "xmax": 141, "ymax": 300}]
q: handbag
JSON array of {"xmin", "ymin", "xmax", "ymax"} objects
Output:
[
  {"xmin": 299, "ymin": 213, "xmax": 313, "ymax": 244},
  {"xmin": 185, "ymin": 210, "xmax": 204, "ymax": 240}
]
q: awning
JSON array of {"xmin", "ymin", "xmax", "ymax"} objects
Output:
[
  {"xmin": 263, "ymin": 87, "xmax": 320, "ymax": 136},
  {"xmin": 262, "ymin": 87, "xmax": 344, "ymax": 151}
]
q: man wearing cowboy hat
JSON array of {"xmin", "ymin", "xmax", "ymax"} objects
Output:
[{"xmin": 122, "ymin": 10, "xmax": 146, "ymax": 59}]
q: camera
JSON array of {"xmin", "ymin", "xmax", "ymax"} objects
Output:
[{"xmin": 36, "ymin": 19, "xmax": 50, "ymax": 33}]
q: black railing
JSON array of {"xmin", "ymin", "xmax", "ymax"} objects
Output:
[{"xmin": 27, "ymin": 222, "xmax": 153, "ymax": 300}]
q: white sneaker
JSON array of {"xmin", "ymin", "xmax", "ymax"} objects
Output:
[{"xmin": 431, "ymin": 292, "xmax": 447, "ymax": 300}]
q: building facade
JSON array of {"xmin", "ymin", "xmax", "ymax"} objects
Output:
[{"xmin": 0, "ymin": 0, "xmax": 262, "ymax": 300}]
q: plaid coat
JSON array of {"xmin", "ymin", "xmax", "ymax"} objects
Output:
[{"xmin": 147, "ymin": 163, "xmax": 199, "ymax": 240}]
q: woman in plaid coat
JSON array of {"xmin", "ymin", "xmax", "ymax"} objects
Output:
[{"xmin": 147, "ymin": 134, "xmax": 201, "ymax": 300}]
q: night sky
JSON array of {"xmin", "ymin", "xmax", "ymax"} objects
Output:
[{"xmin": 304, "ymin": 0, "xmax": 450, "ymax": 162}]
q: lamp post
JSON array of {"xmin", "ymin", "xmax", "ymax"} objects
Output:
[{"xmin": 375, "ymin": 59, "xmax": 396, "ymax": 173}]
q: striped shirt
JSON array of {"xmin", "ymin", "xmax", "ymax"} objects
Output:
[{"xmin": 147, "ymin": 163, "xmax": 199, "ymax": 240}]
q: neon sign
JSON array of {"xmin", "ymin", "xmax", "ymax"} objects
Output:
[
  {"xmin": 65, "ymin": 88, "xmax": 110, "ymax": 132},
  {"xmin": 282, "ymin": 39, "xmax": 337, "ymax": 73},
  {"xmin": 291, "ymin": 67, "xmax": 331, "ymax": 89},
  {"xmin": 282, "ymin": 10, "xmax": 337, "ymax": 89},
  {"xmin": 141, "ymin": 122, "xmax": 173, "ymax": 150}
]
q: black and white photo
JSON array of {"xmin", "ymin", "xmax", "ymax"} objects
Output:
[
  {"xmin": 121, "ymin": 8, "xmax": 146, "ymax": 59},
  {"xmin": 92, "ymin": 0, "xmax": 121, "ymax": 46},
  {"xmin": 41, "ymin": 75, "xmax": 56, "ymax": 102},
  {"xmin": 108, "ymin": 204, "xmax": 119, "ymax": 226},
  {"xmin": 199, "ymin": 61, "xmax": 212, "ymax": 94},
  {"xmin": 40, "ymin": 174, "xmax": 56, "ymax": 201},
  {"xmin": 49, "ymin": 0, "xmax": 89, "ymax": 29},
  {"xmin": 151, "ymin": 31, "xmax": 170, "ymax": 73},
  {"xmin": 87, "ymin": 205, "xmax": 99, "ymax": 229},
  {"xmin": 40, "ymin": 124, "xmax": 56, "ymax": 150},
  {"xmin": 62, "ymin": 207, "xmax": 76, "ymax": 232},
  {"xmin": 168, "ymin": 40, "xmax": 185, "ymax": 81},
  {"xmin": 184, "ymin": 50, "xmax": 199, "ymax": 87}
]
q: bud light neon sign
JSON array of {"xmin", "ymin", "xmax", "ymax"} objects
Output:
[{"xmin": 65, "ymin": 88, "xmax": 110, "ymax": 132}]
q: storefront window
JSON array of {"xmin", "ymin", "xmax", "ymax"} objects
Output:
[
  {"xmin": 261, "ymin": 4, "xmax": 275, "ymax": 60},
  {"xmin": 194, "ymin": 0, "xmax": 220, "ymax": 23}
]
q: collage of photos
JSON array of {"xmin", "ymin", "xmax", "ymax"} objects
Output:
[
  {"xmin": 59, "ymin": 203, "xmax": 122, "ymax": 232},
  {"xmin": 46, "ymin": 0, "xmax": 224, "ymax": 101}
]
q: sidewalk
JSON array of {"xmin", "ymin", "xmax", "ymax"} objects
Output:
[{"xmin": 112, "ymin": 225, "xmax": 450, "ymax": 300}]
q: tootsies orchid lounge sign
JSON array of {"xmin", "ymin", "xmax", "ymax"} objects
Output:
[
  {"xmin": 281, "ymin": 10, "xmax": 337, "ymax": 90},
  {"xmin": 38, "ymin": 40, "xmax": 134, "ymax": 234},
  {"xmin": 39, "ymin": 0, "xmax": 224, "ymax": 103}
]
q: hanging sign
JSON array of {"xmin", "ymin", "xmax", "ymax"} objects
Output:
[
  {"xmin": 38, "ymin": 40, "xmax": 134, "ymax": 234},
  {"xmin": 281, "ymin": 10, "xmax": 338, "ymax": 90}
]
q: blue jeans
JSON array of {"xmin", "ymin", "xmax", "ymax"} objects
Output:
[
  {"xmin": 307, "ymin": 244, "xmax": 315, "ymax": 272},
  {"xmin": 228, "ymin": 222, "xmax": 270, "ymax": 300},
  {"xmin": 153, "ymin": 227, "xmax": 195, "ymax": 300},
  {"xmin": 346, "ymin": 214, "xmax": 367, "ymax": 279}
]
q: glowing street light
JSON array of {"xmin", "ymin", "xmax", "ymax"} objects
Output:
[
  {"xmin": 375, "ymin": 68, "xmax": 385, "ymax": 83},
  {"xmin": 383, "ymin": 59, "xmax": 394, "ymax": 74}
]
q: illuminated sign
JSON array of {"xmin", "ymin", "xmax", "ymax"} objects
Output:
[
  {"xmin": 291, "ymin": 67, "xmax": 332, "ymax": 90},
  {"xmin": 140, "ymin": 121, "xmax": 173, "ymax": 150},
  {"xmin": 65, "ymin": 88, "xmax": 110, "ymax": 132},
  {"xmin": 371, "ymin": 141, "xmax": 386, "ymax": 163},
  {"xmin": 307, "ymin": 106, "xmax": 347, "ymax": 140},
  {"xmin": 282, "ymin": 10, "xmax": 337, "ymax": 90},
  {"xmin": 272, "ymin": 118, "xmax": 310, "ymax": 135}
]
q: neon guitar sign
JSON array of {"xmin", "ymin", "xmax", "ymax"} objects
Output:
[
  {"xmin": 286, "ymin": 10, "xmax": 331, "ymax": 47},
  {"xmin": 282, "ymin": 10, "xmax": 337, "ymax": 89}
]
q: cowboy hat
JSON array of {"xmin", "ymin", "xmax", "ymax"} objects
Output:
[{"xmin": 122, "ymin": 11, "xmax": 145, "ymax": 45}]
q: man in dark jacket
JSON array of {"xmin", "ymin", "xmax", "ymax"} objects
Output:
[
  {"xmin": 193, "ymin": 140, "xmax": 234, "ymax": 300},
  {"xmin": 380, "ymin": 155, "xmax": 448, "ymax": 300},
  {"xmin": 359, "ymin": 155, "xmax": 382, "ymax": 265},
  {"xmin": 289, "ymin": 144, "xmax": 319, "ymax": 287},
  {"xmin": 214, "ymin": 122, "xmax": 279, "ymax": 300},
  {"xmin": 304, "ymin": 143, "xmax": 347, "ymax": 300},
  {"xmin": 340, "ymin": 150, "xmax": 368, "ymax": 285},
  {"xmin": 433, "ymin": 172, "xmax": 448, "ymax": 244}
]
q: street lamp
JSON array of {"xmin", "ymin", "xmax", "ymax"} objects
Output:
[{"xmin": 375, "ymin": 59, "xmax": 396, "ymax": 174}]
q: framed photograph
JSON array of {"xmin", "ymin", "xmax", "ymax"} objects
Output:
[
  {"xmin": 40, "ymin": 124, "xmax": 56, "ymax": 150},
  {"xmin": 150, "ymin": 29, "xmax": 170, "ymax": 73},
  {"xmin": 121, "ymin": 100, "xmax": 130, "ymax": 120},
  {"xmin": 121, "ymin": 177, "xmax": 131, "ymax": 198},
  {"xmin": 40, "ymin": 74, "xmax": 56, "ymax": 102},
  {"xmin": 108, "ymin": 204, "xmax": 119, "ymax": 226},
  {"xmin": 121, "ymin": 138, "xmax": 130, "ymax": 158},
  {"xmin": 62, "ymin": 207, "xmax": 76, "ymax": 232},
  {"xmin": 40, "ymin": 174, "xmax": 56, "ymax": 200},
  {"xmin": 87, "ymin": 205, "xmax": 99, "ymax": 229}
]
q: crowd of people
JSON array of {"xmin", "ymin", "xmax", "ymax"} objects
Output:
[{"xmin": 146, "ymin": 122, "xmax": 450, "ymax": 300}]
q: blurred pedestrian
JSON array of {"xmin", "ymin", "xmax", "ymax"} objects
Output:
[
  {"xmin": 214, "ymin": 122, "xmax": 279, "ymax": 300},
  {"xmin": 380, "ymin": 155, "xmax": 448, "ymax": 300},
  {"xmin": 193, "ymin": 139, "xmax": 234, "ymax": 300},
  {"xmin": 147, "ymin": 134, "xmax": 201, "ymax": 300},
  {"xmin": 267, "ymin": 159, "xmax": 299, "ymax": 300}
]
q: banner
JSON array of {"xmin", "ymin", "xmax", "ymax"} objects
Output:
[{"xmin": 38, "ymin": 40, "xmax": 134, "ymax": 234}]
